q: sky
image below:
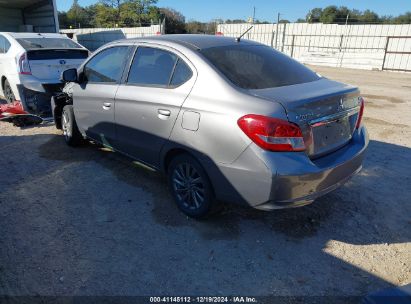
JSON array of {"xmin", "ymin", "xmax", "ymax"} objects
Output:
[{"xmin": 56, "ymin": 0, "xmax": 411, "ymax": 22}]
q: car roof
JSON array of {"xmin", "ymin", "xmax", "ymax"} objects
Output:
[
  {"xmin": 1, "ymin": 32, "xmax": 68, "ymax": 39},
  {"xmin": 116, "ymin": 34, "xmax": 260, "ymax": 50}
]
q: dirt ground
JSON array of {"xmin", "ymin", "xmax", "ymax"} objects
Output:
[{"xmin": 0, "ymin": 66, "xmax": 410, "ymax": 300}]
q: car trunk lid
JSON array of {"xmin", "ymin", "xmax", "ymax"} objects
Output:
[
  {"xmin": 248, "ymin": 78, "xmax": 362, "ymax": 158},
  {"xmin": 26, "ymin": 49, "xmax": 88, "ymax": 81}
]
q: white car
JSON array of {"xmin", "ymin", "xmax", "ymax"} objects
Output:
[{"xmin": 0, "ymin": 32, "xmax": 88, "ymax": 115}]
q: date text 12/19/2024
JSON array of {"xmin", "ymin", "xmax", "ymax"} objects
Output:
[{"xmin": 150, "ymin": 296, "xmax": 257, "ymax": 303}]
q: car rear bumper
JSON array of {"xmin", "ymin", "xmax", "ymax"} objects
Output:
[
  {"xmin": 209, "ymin": 125, "xmax": 368, "ymax": 209},
  {"xmin": 16, "ymin": 81, "xmax": 63, "ymax": 117},
  {"xmin": 255, "ymin": 165, "xmax": 362, "ymax": 210}
]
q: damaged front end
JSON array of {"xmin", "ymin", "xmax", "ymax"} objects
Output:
[{"xmin": 50, "ymin": 82, "xmax": 74, "ymax": 129}]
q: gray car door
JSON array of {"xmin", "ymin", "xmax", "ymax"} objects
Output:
[
  {"xmin": 114, "ymin": 45, "xmax": 196, "ymax": 168},
  {"xmin": 73, "ymin": 46, "xmax": 131, "ymax": 146}
]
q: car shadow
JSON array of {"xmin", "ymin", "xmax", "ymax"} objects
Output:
[{"xmin": 0, "ymin": 132, "xmax": 409, "ymax": 298}]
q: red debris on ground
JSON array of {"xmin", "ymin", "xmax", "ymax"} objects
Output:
[{"xmin": 0, "ymin": 101, "xmax": 27, "ymax": 118}]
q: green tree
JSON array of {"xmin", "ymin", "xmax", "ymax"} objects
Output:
[
  {"xmin": 94, "ymin": 3, "xmax": 117, "ymax": 27},
  {"xmin": 336, "ymin": 6, "xmax": 351, "ymax": 22},
  {"xmin": 146, "ymin": 6, "xmax": 161, "ymax": 24},
  {"xmin": 348, "ymin": 9, "xmax": 362, "ymax": 23},
  {"xmin": 307, "ymin": 8, "xmax": 322, "ymax": 23},
  {"xmin": 100, "ymin": 0, "xmax": 122, "ymax": 25},
  {"xmin": 97, "ymin": 0, "xmax": 158, "ymax": 27},
  {"xmin": 303, "ymin": 6, "xmax": 382, "ymax": 24},
  {"xmin": 319, "ymin": 6, "xmax": 338, "ymax": 23},
  {"xmin": 185, "ymin": 20, "xmax": 203, "ymax": 33},
  {"xmin": 254, "ymin": 20, "xmax": 271, "ymax": 24},
  {"xmin": 118, "ymin": 0, "xmax": 159, "ymax": 26},
  {"xmin": 185, "ymin": 20, "xmax": 216, "ymax": 34},
  {"xmin": 160, "ymin": 7, "xmax": 186, "ymax": 34},
  {"xmin": 58, "ymin": 11, "xmax": 70, "ymax": 29},
  {"xmin": 225, "ymin": 19, "xmax": 247, "ymax": 24},
  {"xmin": 380, "ymin": 15, "xmax": 393, "ymax": 24},
  {"xmin": 59, "ymin": 2, "xmax": 98, "ymax": 28},
  {"xmin": 360, "ymin": 9, "xmax": 380, "ymax": 23},
  {"xmin": 393, "ymin": 12, "xmax": 411, "ymax": 24},
  {"xmin": 66, "ymin": 0, "xmax": 90, "ymax": 28},
  {"xmin": 84, "ymin": 5, "xmax": 98, "ymax": 27}
]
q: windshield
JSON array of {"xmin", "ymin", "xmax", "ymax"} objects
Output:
[
  {"xmin": 17, "ymin": 38, "xmax": 81, "ymax": 50},
  {"xmin": 201, "ymin": 45, "xmax": 321, "ymax": 90}
]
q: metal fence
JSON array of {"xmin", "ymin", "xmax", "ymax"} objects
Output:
[
  {"xmin": 217, "ymin": 23, "xmax": 411, "ymax": 72},
  {"xmin": 382, "ymin": 36, "xmax": 411, "ymax": 72}
]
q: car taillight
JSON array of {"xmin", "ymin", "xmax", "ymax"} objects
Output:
[
  {"xmin": 356, "ymin": 97, "xmax": 365, "ymax": 129},
  {"xmin": 18, "ymin": 53, "xmax": 32, "ymax": 75},
  {"xmin": 238, "ymin": 114, "xmax": 306, "ymax": 152}
]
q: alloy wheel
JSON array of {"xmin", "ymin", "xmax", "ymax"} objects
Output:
[
  {"xmin": 4, "ymin": 83, "xmax": 15, "ymax": 103},
  {"xmin": 172, "ymin": 162, "xmax": 205, "ymax": 210},
  {"xmin": 62, "ymin": 111, "xmax": 71, "ymax": 139}
]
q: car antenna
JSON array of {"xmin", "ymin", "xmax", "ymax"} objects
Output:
[{"xmin": 236, "ymin": 26, "xmax": 253, "ymax": 42}]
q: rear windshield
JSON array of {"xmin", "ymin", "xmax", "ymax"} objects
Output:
[
  {"xmin": 200, "ymin": 45, "xmax": 320, "ymax": 89},
  {"xmin": 27, "ymin": 50, "xmax": 88, "ymax": 60},
  {"xmin": 17, "ymin": 38, "xmax": 81, "ymax": 50}
]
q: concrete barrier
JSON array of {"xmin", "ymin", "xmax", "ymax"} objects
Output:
[{"xmin": 61, "ymin": 25, "xmax": 162, "ymax": 51}]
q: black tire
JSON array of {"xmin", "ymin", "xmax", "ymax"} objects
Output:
[
  {"xmin": 3, "ymin": 79, "xmax": 15, "ymax": 104},
  {"xmin": 167, "ymin": 154, "xmax": 218, "ymax": 219},
  {"xmin": 51, "ymin": 96, "xmax": 62, "ymax": 129},
  {"xmin": 61, "ymin": 105, "xmax": 83, "ymax": 146}
]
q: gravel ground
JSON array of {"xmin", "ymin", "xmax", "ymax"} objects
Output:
[{"xmin": 0, "ymin": 66, "xmax": 410, "ymax": 300}]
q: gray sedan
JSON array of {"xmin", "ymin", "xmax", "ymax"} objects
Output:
[{"xmin": 55, "ymin": 34, "xmax": 368, "ymax": 218}]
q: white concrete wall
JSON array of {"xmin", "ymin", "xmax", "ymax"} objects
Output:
[
  {"xmin": 217, "ymin": 23, "xmax": 411, "ymax": 71},
  {"xmin": 61, "ymin": 25, "xmax": 162, "ymax": 51}
]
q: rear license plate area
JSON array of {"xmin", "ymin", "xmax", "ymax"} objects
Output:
[{"xmin": 311, "ymin": 116, "xmax": 353, "ymax": 152}]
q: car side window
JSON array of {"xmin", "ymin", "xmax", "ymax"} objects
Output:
[
  {"xmin": 84, "ymin": 46, "xmax": 129, "ymax": 83},
  {"xmin": 170, "ymin": 59, "xmax": 192, "ymax": 87},
  {"xmin": 127, "ymin": 47, "xmax": 179, "ymax": 87},
  {"xmin": 0, "ymin": 35, "xmax": 7, "ymax": 54},
  {"xmin": 4, "ymin": 39, "xmax": 10, "ymax": 53}
]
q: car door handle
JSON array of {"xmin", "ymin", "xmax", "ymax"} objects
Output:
[
  {"xmin": 158, "ymin": 109, "xmax": 171, "ymax": 116},
  {"xmin": 102, "ymin": 102, "xmax": 111, "ymax": 110}
]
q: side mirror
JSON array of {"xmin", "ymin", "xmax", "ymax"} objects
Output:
[
  {"xmin": 78, "ymin": 70, "xmax": 86, "ymax": 83},
  {"xmin": 61, "ymin": 68, "xmax": 78, "ymax": 83}
]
